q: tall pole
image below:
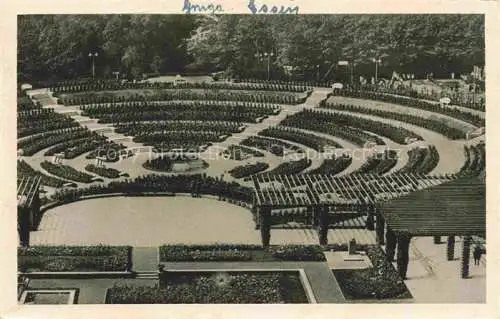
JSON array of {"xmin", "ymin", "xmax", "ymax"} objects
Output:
[
  {"xmin": 89, "ymin": 52, "xmax": 98, "ymax": 80},
  {"xmin": 267, "ymin": 54, "xmax": 270, "ymax": 81},
  {"xmin": 375, "ymin": 61, "xmax": 378, "ymax": 83}
]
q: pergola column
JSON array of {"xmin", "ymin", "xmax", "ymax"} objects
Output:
[
  {"xmin": 366, "ymin": 204, "xmax": 375, "ymax": 231},
  {"xmin": 312, "ymin": 205, "xmax": 319, "ymax": 228},
  {"xmin": 18, "ymin": 206, "xmax": 30, "ymax": 247},
  {"xmin": 260, "ymin": 207, "xmax": 271, "ymax": 248},
  {"xmin": 461, "ymin": 235, "xmax": 472, "ymax": 278},
  {"xmin": 433, "ymin": 236, "xmax": 442, "ymax": 244},
  {"xmin": 375, "ymin": 212, "xmax": 385, "ymax": 245},
  {"xmin": 396, "ymin": 233, "xmax": 412, "ymax": 279},
  {"xmin": 317, "ymin": 205, "xmax": 329, "ymax": 245},
  {"xmin": 447, "ymin": 236, "xmax": 455, "ymax": 261},
  {"xmin": 385, "ymin": 227, "xmax": 397, "ymax": 262}
]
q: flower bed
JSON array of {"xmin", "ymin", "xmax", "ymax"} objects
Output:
[
  {"xmin": 18, "ymin": 128, "xmax": 91, "ymax": 156},
  {"xmin": 338, "ymin": 87, "xmax": 485, "ymax": 116},
  {"xmin": 229, "ymin": 162, "xmax": 269, "ymax": 178},
  {"xmin": 398, "ymin": 146, "xmax": 440, "ymax": 174},
  {"xmin": 258, "ymin": 158, "xmax": 311, "ymax": 177},
  {"xmin": 322, "ymin": 102, "xmax": 468, "ymax": 139},
  {"xmin": 222, "ymin": 145, "xmax": 265, "ymax": 160},
  {"xmin": 354, "ymin": 150, "xmax": 398, "ymax": 175},
  {"xmin": 18, "ymin": 245, "xmax": 131, "ymax": 272},
  {"xmin": 309, "ymin": 155, "xmax": 352, "ymax": 175},
  {"xmin": 49, "ymin": 173, "xmax": 253, "ymax": 204},
  {"xmin": 18, "ymin": 109, "xmax": 79, "ymax": 138},
  {"xmin": 85, "ymin": 164, "xmax": 121, "ymax": 178},
  {"xmin": 333, "ymin": 245, "xmax": 412, "ymax": 300},
  {"xmin": 60, "ymin": 89, "xmax": 305, "ymax": 106},
  {"xmin": 159, "ymin": 245, "xmax": 326, "ymax": 262},
  {"xmin": 259, "ymin": 126, "xmax": 342, "ymax": 152},
  {"xmin": 51, "ymin": 78, "xmax": 309, "ymax": 94},
  {"xmin": 281, "ymin": 110, "xmax": 386, "ymax": 147},
  {"xmin": 18, "ymin": 160, "xmax": 70, "ymax": 188},
  {"xmin": 82, "ymin": 101, "xmax": 279, "ymax": 124},
  {"xmin": 106, "ymin": 271, "xmax": 308, "ymax": 303},
  {"xmin": 240, "ymin": 136, "xmax": 303, "ymax": 156},
  {"xmin": 40, "ymin": 161, "xmax": 95, "ymax": 183}
]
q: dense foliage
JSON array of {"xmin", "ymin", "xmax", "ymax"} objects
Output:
[
  {"xmin": 18, "ymin": 245, "xmax": 131, "ymax": 272},
  {"xmin": 19, "ymin": 15, "xmax": 483, "ymax": 83},
  {"xmin": 282, "ymin": 109, "xmax": 420, "ymax": 145},
  {"xmin": 85, "ymin": 164, "xmax": 121, "ymax": 178},
  {"xmin": 159, "ymin": 244, "xmax": 325, "ymax": 262},
  {"xmin": 40, "ymin": 161, "xmax": 95, "ymax": 183},
  {"xmin": 106, "ymin": 272, "xmax": 307, "ymax": 303},
  {"xmin": 259, "ymin": 126, "xmax": 342, "ymax": 152},
  {"xmin": 18, "ymin": 127, "xmax": 92, "ymax": 156},
  {"xmin": 398, "ymin": 146, "xmax": 440, "ymax": 174},
  {"xmin": 49, "ymin": 174, "xmax": 253, "ymax": 203},
  {"xmin": 18, "ymin": 160, "xmax": 70, "ymax": 188},
  {"xmin": 221, "ymin": 145, "xmax": 265, "ymax": 160},
  {"xmin": 229, "ymin": 162, "xmax": 269, "ymax": 179},
  {"xmin": 240, "ymin": 136, "xmax": 303, "ymax": 156},
  {"xmin": 309, "ymin": 155, "xmax": 353, "ymax": 175},
  {"xmin": 354, "ymin": 150, "xmax": 399, "ymax": 175},
  {"xmin": 332, "ymin": 90, "xmax": 485, "ymax": 125},
  {"xmin": 333, "ymin": 245, "xmax": 411, "ymax": 299},
  {"xmin": 458, "ymin": 142, "xmax": 485, "ymax": 177},
  {"xmin": 322, "ymin": 102, "xmax": 469, "ymax": 139}
]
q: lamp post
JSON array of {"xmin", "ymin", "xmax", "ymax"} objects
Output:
[
  {"xmin": 255, "ymin": 51, "xmax": 274, "ymax": 81},
  {"xmin": 88, "ymin": 52, "xmax": 98, "ymax": 80},
  {"xmin": 372, "ymin": 58, "xmax": 382, "ymax": 84},
  {"xmin": 112, "ymin": 71, "xmax": 120, "ymax": 81},
  {"xmin": 316, "ymin": 64, "xmax": 320, "ymax": 82}
]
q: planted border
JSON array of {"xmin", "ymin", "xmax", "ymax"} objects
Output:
[{"xmin": 18, "ymin": 245, "xmax": 132, "ymax": 272}]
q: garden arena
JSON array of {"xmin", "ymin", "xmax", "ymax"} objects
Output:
[{"xmin": 17, "ymin": 76, "xmax": 485, "ymax": 304}]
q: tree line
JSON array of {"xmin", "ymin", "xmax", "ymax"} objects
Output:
[{"xmin": 18, "ymin": 14, "xmax": 484, "ymax": 83}]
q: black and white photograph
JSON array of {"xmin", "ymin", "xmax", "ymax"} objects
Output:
[{"xmin": 13, "ymin": 12, "xmax": 487, "ymax": 307}]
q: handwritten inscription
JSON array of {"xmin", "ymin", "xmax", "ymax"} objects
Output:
[
  {"xmin": 182, "ymin": 0, "xmax": 224, "ymax": 14},
  {"xmin": 248, "ymin": 0, "xmax": 299, "ymax": 14}
]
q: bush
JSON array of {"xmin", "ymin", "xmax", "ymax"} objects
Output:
[
  {"xmin": 271, "ymin": 245, "xmax": 326, "ymax": 261},
  {"xmin": 229, "ymin": 162, "xmax": 269, "ymax": 178},
  {"xmin": 333, "ymin": 245, "xmax": 411, "ymax": 299},
  {"xmin": 85, "ymin": 164, "xmax": 121, "ymax": 178}
]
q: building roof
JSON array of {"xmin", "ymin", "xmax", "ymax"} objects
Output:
[{"xmin": 379, "ymin": 175, "xmax": 485, "ymax": 236}]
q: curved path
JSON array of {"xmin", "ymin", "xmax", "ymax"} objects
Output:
[
  {"xmin": 326, "ymin": 96, "xmax": 478, "ymax": 132},
  {"xmin": 317, "ymin": 108, "xmax": 467, "ymax": 174}
]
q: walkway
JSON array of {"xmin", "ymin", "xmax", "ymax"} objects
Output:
[
  {"xmin": 385, "ymin": 236, "xmax": 485, "ymax": 303},
  {"xmin": 132, "ymin": 247, "xmax": 159, "ymax": 272},
  {"xmin": 317, "ymin": 108, "xmax": 466, "ymax": 174}
]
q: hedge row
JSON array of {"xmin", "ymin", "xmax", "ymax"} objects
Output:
[
  {"xmin": 18, "ymin": 245, "xmax": 131, "ymax": 272},
  {"xmin": 159, "ymin": 244, "xmax": 326, "ymax": 262}
]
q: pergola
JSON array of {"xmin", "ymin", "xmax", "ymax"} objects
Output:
[
  {"xmin": 251, "ymin": 172, "xmax": 485, "ymax": 279},
  {"xmin": 17, "ymin": 176, "xmax": 42, "ymax": 247},
  {"xmin": 379, "ymin": 174, "xmax": 485, "ymax": 279}
]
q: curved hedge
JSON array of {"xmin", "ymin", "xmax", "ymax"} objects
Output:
[
  {"xmin": 229, "ymin": 162, "xmax": 269, "ymax": 179},
  {"xmin": 321, "ymin": 102, "xmax": 467, "ymax": 139}
]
